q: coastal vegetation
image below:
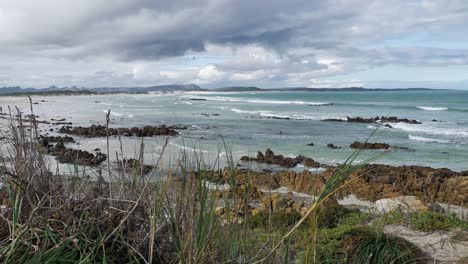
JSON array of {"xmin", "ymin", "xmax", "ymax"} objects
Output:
[{"xmin": 0, "ymin": 103, "xmax": 467, "ymax": 263}]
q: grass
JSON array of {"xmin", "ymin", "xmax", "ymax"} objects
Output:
[
  {"xmin": 343, "ymin": 227, "xmax": 426, "ymax": 264},
  {"xmin": 1, "ymin": 102, "xmax": 463, "ymax": 263},
  {"xmin": 411, "ymin": 212, "xmax": 468, "ymax": 232}
]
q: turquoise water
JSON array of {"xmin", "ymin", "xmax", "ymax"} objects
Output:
[{"xmin": 1, "ymin": 90, "xmax": 467, "ymax": 171}]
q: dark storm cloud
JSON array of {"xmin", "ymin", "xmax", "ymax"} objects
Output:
[{"xmin": 1, "ymin": 0, "xmax": 468, "ymax": 87}]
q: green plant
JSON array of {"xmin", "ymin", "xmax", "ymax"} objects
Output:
[
  {"xmin": 344, "ymin": 227, "xmax": 426, "ymax": 264},
  {"xmin": 411, "ymin": 212, "xmax": 468, "ymax": 232}
]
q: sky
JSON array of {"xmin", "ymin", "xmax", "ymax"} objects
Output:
[{"xmin": 1, "ymin": 0, "xmax": 468, "ymax": 89}]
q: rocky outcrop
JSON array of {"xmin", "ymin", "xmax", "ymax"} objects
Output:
[
  {"xmin": 48, "ymin": 142, "xmax": 106, "ymax": 166},
  {"xmin": 39, "ymin": 135, "xmax": 75, "ymax": 147},
  {"xmin": 327, "ymin": 143, "xmax": 342, "ymax": 149},
  {"xmin": 240, "ymin": 148, "xmax": 322, "ymax": 168},
  {"xmin": 216, "ymin": 163, "xmax": 468, "ymax": 206},
  {"xmin": 340, "ymin": 164, "xmax": 468, "ymax": 206},
  {"xmin": 350, "ymin": 141, "xmax": 391, "ymax": 149},
  {"xmin": 58, "ymin": 124, "xmax": 186, "ymax": 137},
  {"xmin": 322, "ymin": 116, "xmax": 421, "ymax": 124}
]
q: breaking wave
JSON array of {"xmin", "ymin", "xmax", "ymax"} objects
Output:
[
  {"xmin": 417, "ymin": 106, "xmax": 448, "ymax": 111},
  {"xmin": 182, "ymin": 95, "xmax": 331, "ymax": 106},
  {"xmin": 408, "ymin": 135, "xmax": 450, "ymax": 143}
]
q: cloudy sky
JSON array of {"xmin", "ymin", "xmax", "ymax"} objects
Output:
[{"xmin": 1, "ymin": 0, "xmax": 468, "ymax": 89}]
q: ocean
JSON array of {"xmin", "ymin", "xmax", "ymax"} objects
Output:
[{"xmin": 1, "ymin": 89, "xmax": 468, "ymax": 172}]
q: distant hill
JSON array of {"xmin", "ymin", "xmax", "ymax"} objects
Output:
[
  {"xmin": 210, "ymin": 86, "xmax": 435, "ymax": 92},
  {"xmin": 214, "ymin": 86, "xmax": 263, "ymax": 92},
  {"xmin": 90, "ymin": 84, "xmax": 203, "ymax": 93},
  {"xmin": 0, "ymin": 84, "xmax": 438, "ymax": 95},
  {"xmin": 0, "ymin": 84, "xmax": 202, "ymax": 95}
]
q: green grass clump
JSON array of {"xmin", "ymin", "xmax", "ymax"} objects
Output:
[
  {"xmin": 344, "ymin": 227, "xmax": 425, "ymax": 264},
  {"xmin": 411, "ymin": 212, "xmax": 468, "ymax": 232}
]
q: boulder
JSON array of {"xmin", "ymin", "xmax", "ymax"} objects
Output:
[{"xmin": 374, "ymin": 196, "xmax": 428, "ymax": 213}]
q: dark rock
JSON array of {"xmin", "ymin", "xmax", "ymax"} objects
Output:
[
  {"xmin": 48, "ymin": 142, "xmax": 106, "ymax": 166},
  {"xmin": 39, "ymin": 135, "xmax": 75, "ymax": 147},
  {"xmin": 327, "ymin": 143, "xmax": 342, "ymax": 149},
  {"xmin": 322, "ymin": 116, "xmax": 421, "ymax": 124},
  {"xmin": 306, "ymin": 143, "xmax": 314, "ymax": 146},
  {"xmin": 240, "ymin": 149, "xmax": 322, "ymax": 168},
  {"xmin": 428, "ymin": 203, "xmax": 445, "ymax": 214},
  {"xmin": 58, "ymin": 124, "xmax": 185, "ymax": 137},
  {"xmin": 350, "ymin": 141, "xmax": 391, "ymax": 150}
]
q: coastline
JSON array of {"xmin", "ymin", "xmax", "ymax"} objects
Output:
[{"xmin": 0, "ymin": 97, "xmax": 467, "ymax": 263}]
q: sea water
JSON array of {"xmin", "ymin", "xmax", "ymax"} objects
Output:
[{"xmin": 1, "ymin": 89, "xmax": 467, "ymax": 172}]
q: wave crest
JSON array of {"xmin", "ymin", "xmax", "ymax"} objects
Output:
[
  {"xmin": 408, "ymin": 135, "xmax": 450, "ymax": 143},
  {"xmin": 417, "ymin": 106, "xmax": 448, "ymax": 111}
]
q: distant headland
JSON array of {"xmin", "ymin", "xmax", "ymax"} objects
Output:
[{"xmin": 0, "ymin": 84, "xmax": 441, "ymax": 95}]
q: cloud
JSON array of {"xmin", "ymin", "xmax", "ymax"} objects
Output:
[{"xmin": 1, "ymin": 0, "xmax": 468, "ymax": 88}]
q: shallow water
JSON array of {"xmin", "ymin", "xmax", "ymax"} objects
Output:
[{"xmin": 1, "ymin": 89, "xmax": 467, "ymax": 171}]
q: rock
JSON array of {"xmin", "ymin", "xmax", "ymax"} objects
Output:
[
  {"xmin": 39, "ymin": 135, "xmax": 75, "ymax": 147},
  {"xmin": 327, "ymin": 143, "xmax": 342, "ymax": 149},
  {"xmin": 58, "ymin": 124, "xmax": 185, "ymax": 137},
  {"xmin": 256, "ymin": 151, "xmax": 265, "ymax": 159},
  {"xmin": 240, "ymin": 156, "xmax": 250, "ymax": 161},
  {"xmin": 350, "ymin": 141, "xmax": 392, "ymax": 149},
  {"xmin": 240, "ymin": 149, "xmax": 322, "ymax": 168},
  {"xmin": 48, "ymin": 142, "xmax": 106, "ymax": 166},
  {"xmin": 265, "ymin": 148, "xmax": 274, "ymax": 158},
  {"xmin": 427, "ymin": 203, "xmax": 445, "ymax": 214},
  {"xmin": 322, "ymin": 116, "xmax": 421, "ymax": 124},
  {"xmin": 374, "ymin": 196, "xmax": 428, "ymax": 213},
  {"xmin": 306, "ymin": 143, "xmax": 314, "ymax": 146}
]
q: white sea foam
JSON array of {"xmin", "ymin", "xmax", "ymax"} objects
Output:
[
  {"xmin": 295, "ymin": 164, "xmax": 327, "ymax": 173},
  {"xmin": 392, "ymin": 123, "xmax": 468, "ymax": 137},
  {"xmin": 169, "ymin": 142, "xmax": 209, "ymax": 153},
  {"xmin": 259, "ymin": 112, "xmax": 318, "ymax": 120},
  {"xmin": 408, "ymin": 135, "xmax": 450, "ymax": 143},
  {"xmin": 230, "ymin": 108, "xmax": 270, "ymax": 114},
  {"xmin": 230, "ymin": 108, "xmax": 320, "ymax": 120},
  {"xmin": 181, "ymin": 95, "xmax": 330, "ymax": 106},
  {"xmin": 102, "ymin": 110, "xmax": 123, "ymax": 116},
  {"xmin": 127, "ymin": 114, "xmax": 134, "ymax": 118},
  {"xmin": 181, "ymin": 101, "xmax": 193, "ymax": 105},
  {"xmin": 417, "ymin": 106, "xmax": 448, "ymax": 111}
]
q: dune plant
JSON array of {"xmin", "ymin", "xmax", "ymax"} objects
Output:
[{"xmin": 344, "ymin": 227, "xmax": 426, "ymax": 264}]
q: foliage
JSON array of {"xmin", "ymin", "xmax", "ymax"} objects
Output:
[
  {"xmin": 411, "ymin": 212, "xmax": 468, "ymax": 232},
  {"xmin": 344, "ymin": 227, "xmax": 426, "ymax": 264}
]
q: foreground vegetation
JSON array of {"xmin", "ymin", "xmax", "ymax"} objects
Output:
[{"xmin": 0, "ymin": 107, "xmax": 466, "ymax": 263}]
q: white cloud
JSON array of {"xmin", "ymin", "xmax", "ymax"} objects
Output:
[{"xmin": 1, "ymin": 0, "xmax": 468, "ymax": 88}]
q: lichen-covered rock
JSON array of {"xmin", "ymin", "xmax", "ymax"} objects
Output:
[{"xmin": 374, "ymin": 196, "xmax": 428, "ymax": 213}]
